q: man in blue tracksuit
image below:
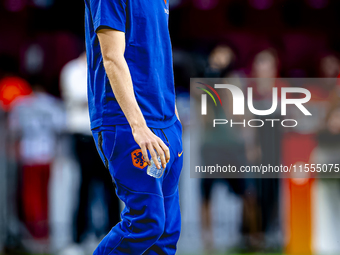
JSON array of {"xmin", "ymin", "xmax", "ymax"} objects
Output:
[{"xmin": 84, "ymin": 0, "xmax": 183, "ymax": 254}]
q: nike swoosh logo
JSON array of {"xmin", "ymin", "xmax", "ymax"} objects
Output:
[{"xmin": 178, "ymin": 151, "xmax": 183, "ymax": 157}]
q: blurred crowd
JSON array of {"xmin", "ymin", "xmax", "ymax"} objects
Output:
[
  {"xmin": 1, "ymin": 0, "xmax": 340, "ymax": 254},
  {"xmin": 188, "ymin": 44, "xmax": 340, "ymax": 254}
]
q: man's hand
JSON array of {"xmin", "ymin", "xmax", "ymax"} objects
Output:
[{"xmin": 132, "ymin": 124, "xmax": 170, "ymax": 169}]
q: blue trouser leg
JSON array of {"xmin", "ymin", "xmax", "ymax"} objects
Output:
[
  {"xmin": 92, "ymin": 120, "xmax": 183, "ymax": 255},
  {"xmin": 93, "ymin": 185, "xmax": 166, "ymax": 254},
  {"xmin": 143, "ymin": 189, "xmax": 181, "ymax": 255}
]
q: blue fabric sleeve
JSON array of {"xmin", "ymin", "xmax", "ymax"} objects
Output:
[{"xmin": 89, "ymin": 0, "xmax": 126, "ymax": 33}]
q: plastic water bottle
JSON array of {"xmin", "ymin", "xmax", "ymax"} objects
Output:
[{"xmin": 147, "ymin": 156, "xmax": 165, "ymax": 178}]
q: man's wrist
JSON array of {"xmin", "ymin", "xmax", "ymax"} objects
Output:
[{"xmin": 130, "ymin": 120, "xmax": 148, "ymax": 132}]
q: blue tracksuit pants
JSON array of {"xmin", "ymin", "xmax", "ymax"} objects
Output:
[{"xmin": 92, "ymin": 119, "xmax": 183, "ymax": 254}]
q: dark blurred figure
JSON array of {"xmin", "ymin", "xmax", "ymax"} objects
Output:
[
  {"xmin": 312, "ymin": 53, "xmax": 340, "ymax": 235},
  {"xmin": 318, "ymin": 53, "xmax": 340, "ymax": 79},
  {"xmin": 60, "ymin": 53, "xmax": 120, "ymax": 245},
  {"xmin": 309, "ymin": 52, "xmax": 340, "ymax": 103},
  {"xmin": 317, "ymin": 106, "xmax": 340, "ymax": 152},
  {"xmin": 8, "ymin": 77, "xmax": 65, "ymax": 243},
  {"xmin": 200, "ymin": 43, "xmax": 259, "ymax": 253},
  {"xmin": 304, "ymin": 52, "xmax": 340, "ymax": 133},
  {"xmin": 245, "ymin": 48, "xmax": 285, "ymax": 250},
  {"xmin": 317, "ymin": 52, "xmax": 340, "ymax": 107},
  {"xmin": 204, "ymin": 44, "xmax": 236, "ymax": 78},
  {"xmin": 0, "ymin": 55, "xmax": 33, "ymax": 254}
]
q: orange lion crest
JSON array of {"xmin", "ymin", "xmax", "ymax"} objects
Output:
[{"xmin": 131, "ymin": 149, "xmax": 148, "ymax": 169}]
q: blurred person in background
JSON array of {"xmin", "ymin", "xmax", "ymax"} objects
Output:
[
  {"xmin": 199, "ymin": 43, "xmax": 259, "ymax": 253},
  {"xmin": 309, "ymin": 52, "xmax": 340, "ymax": 128},
  {"xmin": 316, "ymin": 105, "xmax": 340, "ymax": 164},
  {"xmin": 307, "ymin": 52, "xmax": 340, "ymax": 103},
  {"xmin": 8, "ymin": 76, "xmax": 65, "ymax": 249},
  {"xmin": 203, "ymin": 44, "xmax": 236, "ymax": 78},
  {"xmin": 318, "ymin": 52, "xmax": 340, "ymax": 114},
  {"xmin": 245, "ymin": 48, "xmax": 286, "ymax": 250},
  {"xmin": 293, "ymin": 52, "xmax": 340, "ymax": 141},
  {"xmin": 200, "ymin": 44, "xmax": 237, "ymax": 253},
  {"xmin": 0, "ymin": 54, "xmax": 32, "ymax": 253},
  {"xmin": 318, "ymin": 52, "xmax": 340, "ymax": 79},
  {"xmin": 315, "ymin": 52, "xmax": 340, "ymax": 106},
  {"xmin": 313, "ymin": 51, "xmax": 340, "ymax": 150},
  {"xmin": 309, "ymin": 52, "xmax": 340, "ymax": 250},
  {"xmin": 60, "ymin": 53, "xmax": 120, "ymax": 247}
]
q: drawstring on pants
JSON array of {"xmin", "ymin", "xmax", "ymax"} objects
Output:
[{"xmin": 150, "ymin": 128, "xmax": 170, "ymax": 146}]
